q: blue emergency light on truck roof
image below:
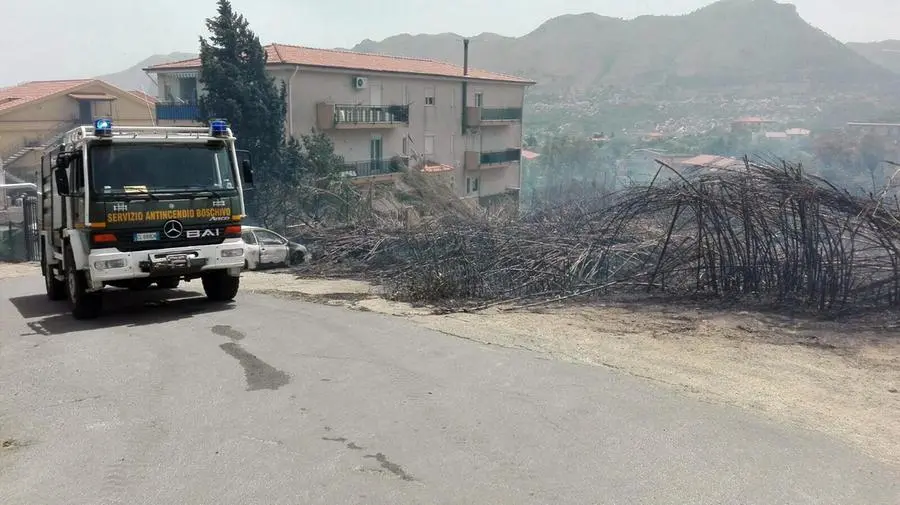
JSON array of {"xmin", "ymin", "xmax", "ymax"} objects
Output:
[
  {"xmin": 210, "ymin": 119, "xmax": 228, "ymax": 137},
  {"xmin": 94, "ymin": 118, "xmax": 112, "ymax": 137}
]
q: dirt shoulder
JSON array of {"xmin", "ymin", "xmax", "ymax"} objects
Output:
[
  {"xmin": 0, "ymin": 262, "xmax": 39, "ymax": 279},
  {"xmin": 240, "ymin": 270, "xmax": 900, "ymax": 468}
]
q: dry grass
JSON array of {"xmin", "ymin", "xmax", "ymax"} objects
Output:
[{"xmin": 307, "ymin": 160, "xmax": 900, "ymax": 315}]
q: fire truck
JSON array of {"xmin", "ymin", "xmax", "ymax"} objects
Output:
[{"xmin": 40, "ymin": 119, "xmax": 253, "ymax": 319}]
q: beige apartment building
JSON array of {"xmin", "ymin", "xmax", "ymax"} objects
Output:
[
  {"xmin": 144, "ymin": 43, "xmax": 534, "ymax": 202},
  {"xmin": 0, "ymin": 79, "xmax": 155, "ymax": 188}
]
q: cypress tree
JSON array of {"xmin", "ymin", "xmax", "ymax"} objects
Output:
[{"xmin": 198, "ymin": 0, "xmax": 286, "ymax": 170}]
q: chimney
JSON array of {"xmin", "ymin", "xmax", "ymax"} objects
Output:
[{"xmin": 463, "ymin": 39, "xmax": 469, "ymax": 76}]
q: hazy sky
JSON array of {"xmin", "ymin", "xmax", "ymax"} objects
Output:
[{"xmin": 1, "ymin": 0, "xmax": 898, "ymax": 86}]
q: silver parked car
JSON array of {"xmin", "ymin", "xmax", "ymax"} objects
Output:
[{"xmin": 240, "ymin": 225, "xmax": 310, "ymax": 270}]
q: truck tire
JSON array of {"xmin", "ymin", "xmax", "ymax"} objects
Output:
[
  {"xmin": 43, "ymin": 243, "xmax": 66, "ymax": 301},
  {"xmin": 156, "ymin": 277, "xmax": 180, "ymax": 289},
  {"xmin": 64, "ymin": 245, "xmax": 102, "ymax": 320},
  {"xmin": 202, "ymin": 270, "xmax": 239, "ymax": 302}
]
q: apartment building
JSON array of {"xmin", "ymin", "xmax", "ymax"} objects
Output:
[
  {"xmin": 0, "ymin": 79, "xmax": 155, "ymax": 188},
  {"xmin": 144, "ymin": 43, "xmax": 534, "ymax": 202}
]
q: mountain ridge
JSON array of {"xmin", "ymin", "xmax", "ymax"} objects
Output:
[
  {"xmin": 351, "ymin": 0, "xmax": 894, "ymax": 95},
  {"xmin": 848, "ymin": 40, "xmax": 900, "ymax": 74},
  {"xmin": 98, "ymin": 0, "xmax": 899, "ymax": 104}
]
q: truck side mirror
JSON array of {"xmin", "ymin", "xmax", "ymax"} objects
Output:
[
  {"xmin": 54, "ymin": 167, "xmax": 70, "ymax": 195},
  {"xmin": 55, "ymin": 152, "xmax": 69, "ymax": 169},
  {"xmin": 242, "ymin": 159, "xmax": 254, "ymax": 187},
  {"xmin": 236, "ymin": 149, "xmax": 253, "ymax": 188}
]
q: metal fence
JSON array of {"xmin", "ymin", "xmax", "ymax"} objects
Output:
[
  {"xmin": 333, "ymin": 104, "xmax": 410, "ymax": 125},
  {"xmin": 341, "ymin": 159, "xmax": 400, "ymax": 177},
  {"xmin": 156, "ymin": 102, "xmax": 201, "ymax": 121},
  {"xmin": 0, "ymin": 195, "xmax": 40, "ymax": 262}
]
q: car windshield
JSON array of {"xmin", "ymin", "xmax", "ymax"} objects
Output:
[{"xmin": 89, "ymin": 142, "xmax": 236, "ymax": 195}]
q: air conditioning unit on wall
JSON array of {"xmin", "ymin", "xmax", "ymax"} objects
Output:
[{"xmin": 353, "ymin": 76, "xmax": 368, "ymax": 89}]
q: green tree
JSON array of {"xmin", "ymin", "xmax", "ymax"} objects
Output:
[
  {"xmin": 197, "ymin": 0, "xmax": 352, "ymax": 228},
  {"xmin": 295, "ymin": 132, "xmax": 348, "ymax": 223},
  {"xmin": 198, "ymin": 0, "xmax": 286, "ymax": 170}
]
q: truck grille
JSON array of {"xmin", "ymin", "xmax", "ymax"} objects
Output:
[{"xmin": 101, "ymin": 223, "xmax": 231, "ymax": 252}]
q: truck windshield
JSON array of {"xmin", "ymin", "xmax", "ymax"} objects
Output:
[{"xmin": 89, "ymin": 142, "xmax": 237, "ymax": 196}]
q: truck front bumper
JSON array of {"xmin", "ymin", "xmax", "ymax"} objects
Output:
[{"xmin": 87, "ymin": 240, "xmax": 245, "ymax": 288}]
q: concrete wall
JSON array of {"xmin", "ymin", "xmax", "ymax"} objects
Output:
[{"xmin": 0, "ymin": 82, "xmax": 155, "ymax": 183}]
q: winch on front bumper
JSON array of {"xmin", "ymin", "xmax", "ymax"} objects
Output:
[
  {"xmin": 141, "ymin": 251, "xmax": 209, "ymax": 275},
  {"xmin": 86, "ymin": 241, "xmax": 245, "ymax": 290}
]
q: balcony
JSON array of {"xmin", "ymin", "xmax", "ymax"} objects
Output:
[
  {"xmin": 317, "ymin": 103, "xmax": 409, "ymax": 130},
  {"xmin": 340, "ymin": 158, "xmax": 406, "ymax": 178},
  {"xmin": 155, "ymin": 102, "xmax": 200, "ymax": 122},
  {"xmin": 464, "ymin": 148, "xmax": 521, "ymax": 171},
  {"xmin": 465, "ymin": 106, "xmax": 523, "ymax": 127}
]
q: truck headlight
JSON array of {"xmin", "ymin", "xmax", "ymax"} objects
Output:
[
  {"xmin": 93, "ymin": 259, "xmax": 127, "ymax": 270},
  {"xmin": 220, "ymin": 248, "xmax": 243, "ymax": 258}
]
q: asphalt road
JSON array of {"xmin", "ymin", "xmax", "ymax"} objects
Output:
[{"xmin": 0, "ymin": 273, "xmax": 897, "ymax": 505}]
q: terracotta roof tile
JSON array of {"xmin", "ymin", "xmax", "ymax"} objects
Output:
[
  {"xmin": 146, "ymin": 43, "xmax": 533, "ymax": 84},
  {"xmin": 0, "ymin": 79, "xmax": 92, "ymax": 113},
  {"xmin": 681, "ymin": 154, "xmax": 744, "ymax": 170},
  {"xmin": 421, "ymin": 162, "xmax": 454, "ymax": 173},
  {"xmin": 733, "ymin": 116, "xmax": 776, "ymax": 124},
  {"xmin": 129, "ymin": 90, "xmax": 158, "ymax": 104}
]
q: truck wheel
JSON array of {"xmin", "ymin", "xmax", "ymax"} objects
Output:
[
  {"xmin": 64, "ymin": 246, "xmax": 102, "ymax": 320},
  {"xmin": 156, "ymin": 277, "xmax": 180, "ymax": 289},
  {"xmin": 43, "ymin": 243, "xmax": 66, "ymax": 301},
  {"xmin": 202, "ymin": 270, "xmax": 240, "ymax": 302}
]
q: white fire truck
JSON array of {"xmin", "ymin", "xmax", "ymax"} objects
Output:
[{"xmin": 41, "ymin": 119, "xmax": 254, "ymax": 319}]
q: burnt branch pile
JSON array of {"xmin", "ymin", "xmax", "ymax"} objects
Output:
[{"xmin": 307, "ymin": 161, "xmax": 900, "ymax": 312}]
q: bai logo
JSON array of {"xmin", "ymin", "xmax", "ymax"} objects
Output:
[{"xmin": 185, "ymin": 228, "xmax": 222, "ymax": 239}]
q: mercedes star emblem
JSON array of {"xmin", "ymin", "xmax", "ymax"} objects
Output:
[{"xmin": 163, "ymin": 220, "xmax": 184, "ymax": 239}]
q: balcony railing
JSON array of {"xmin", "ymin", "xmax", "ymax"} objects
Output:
[
  {"xmin": 318, "ymin": 103, "xmax": 409, "ymax": 130},
  {"xmin": 340, "ymin": 158, "xmax": 405, "ymax": 178},
  {"xmin": 156, "ymin": 102, "xmax": 201, "ymax": 121},
  {"xmin": 480, "ymin": 148, "xmax": 522, "ymax": 165},
  {"xmin": 481, "ymin": 107, "xmax": 523, "ymax": 122},
  {"xmin": 465, "ymin": 148, "xmax": 521, "ymax": 171},
  {"xmin": 465, "ymin": 106, "xmax": 523, "ymax": 127}
]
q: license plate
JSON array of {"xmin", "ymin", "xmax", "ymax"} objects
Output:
[{"xmin": 134, "ymin": 232, "xmax": 159, "ymax": 242}]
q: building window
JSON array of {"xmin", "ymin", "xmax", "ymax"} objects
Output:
[
  {"xmin": 178, "ymin": 77, "xmax": 198, "ymax": 103},
  {"xmin": 425, "ymin": 86, "xmax": 435, "ymax": 106},
  {"xmin": 424, "ymin": 134, "xmax": 435, "ymax": 154},
  {"xmin": 450, "ymin": 134, "xmax": 454, "ymax": 157},
  {"xmin": 474, "ymin": 92, "xmax": 483, "ymax": 107},
  {"xmin": 466, "ymin": 176, "xmax": 479, "ymax": 195},
  {"xmin": 402, "ymin": 136, "xmax": 409, "ymax": 155}
]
